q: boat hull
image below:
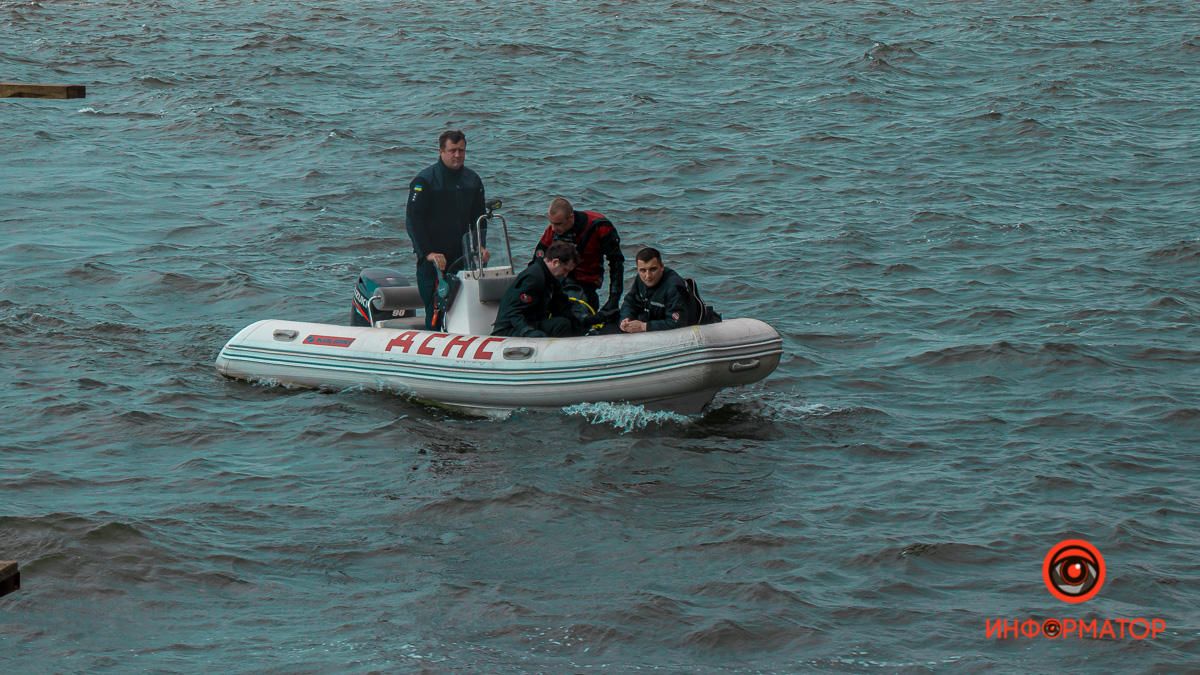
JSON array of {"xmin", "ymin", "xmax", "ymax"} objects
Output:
[{"xmin": 215, "ymin": 318, "xmax": 782, "ymax": 414}]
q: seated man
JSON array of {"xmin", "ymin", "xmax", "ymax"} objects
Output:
[
  {"xmin": 533, "ymin": 197, "xmax": 624, "ymax": 319},
  {"xmin": 619, "ymin": 247, "xmax": 697, "ymax": 333},
  {"xmin": 492, "ymin": 241, "xmax": 581, "ymax": 338}
]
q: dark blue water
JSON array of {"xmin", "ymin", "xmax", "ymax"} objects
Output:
[{"xmin": 3, "ymin": 1, "xmax": 1199, "ymax": 670}]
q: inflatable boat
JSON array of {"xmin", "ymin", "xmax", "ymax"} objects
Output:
[{"xmin": 215, "ymin": 202, "xmax": 782, "ymax": 415}]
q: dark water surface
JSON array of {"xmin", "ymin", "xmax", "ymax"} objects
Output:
[{"xmin": 3, "ymin": 0, "xmax": 1199, "ymax": 671}]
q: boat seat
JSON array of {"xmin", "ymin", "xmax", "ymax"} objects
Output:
[
  {"xmin": 371, "ymin": 285, "xmax": 423, "ymax": 311},
  {"xmin": 476, "ymin": 273, "xmax": 517, "ymax": 303}
]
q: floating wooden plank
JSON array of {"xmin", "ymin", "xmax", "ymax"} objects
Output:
[
  {"xmin": 0, "ymin": 561, "xmax": 18, "ymax": 597},
  {"xmin": 0, "ymin": 82, "xmax": 86, "ymax": 99}
]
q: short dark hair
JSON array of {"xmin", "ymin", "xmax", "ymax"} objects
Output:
[
  {"xmin": 635, "ymin": 247, "xmax": 662, "ymax": 264},
  {"xmin": 545, "ymin": 241, "xmax": 579, "ymax": 265},
  {"xmin": 438, "ymin": 129, "xmax": 466, "ymax": 149},
  {"xmin": 548, "ymin": 197, "xmax": 573, "ymax": 217}
]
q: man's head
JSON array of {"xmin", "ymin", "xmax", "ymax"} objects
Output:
[
  {"xmin": 543, "ymin": 241, "xmax": 579, "ymax": 279},
  {"xmin": 635, "ymin": 247, "xmax": 665, "ymax": 288},
  {"xmin": 438, "ymin": 130, "xmax": 467, "ymax": 170},
  {"xmin": 547, "ymin": 197, "xmax": 575, "ymax": 236}
]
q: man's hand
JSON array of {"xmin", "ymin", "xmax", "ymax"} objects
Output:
[
  {"xmin": 426, "ymin": 252, "xmax": 447, "ymax": 270},
  {"xmin": 620, "ymin": 318, "xmax": 647, "ymax": 333},
  {"xmin": 481, "ymin": 247, "xmax": 491, "ymax": 265}
]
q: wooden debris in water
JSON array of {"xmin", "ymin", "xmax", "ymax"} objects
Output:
[
  {"xmin": 0, "ymin": 561, "xmax": 18, "ymax": 597},
  {"xmin": 0, "ymin": 83, "xmax": 87, "ymax": 99}
]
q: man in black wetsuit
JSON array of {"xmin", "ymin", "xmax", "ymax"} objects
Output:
[
  {"xmin": 492, "ymin": 241, "xmax": 580, "ymax": 338},
  {"xmin": 619, "ymin": 247, "xmax": 696, "ymax": 333},
  {"xmin": 405, "ymin": 130, "xmax": 489, "ymax": 329},
  {"xmin": 532, "ymin": 197, "xmax": 624, "ymax": 320}
]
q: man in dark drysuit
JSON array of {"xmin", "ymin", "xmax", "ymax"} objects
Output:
[
  {"xmin": 619, "ymin": 247, "xmax": 696, "ymax": 333},
  {"xmin": 405, "ymin": 129, "xmax": 489, "ymax": 329},
  {"xmin": 492, "ymin": 241, "xmax": 581, "ymax": 338}
]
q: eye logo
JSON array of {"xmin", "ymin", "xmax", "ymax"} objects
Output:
[{"xmin": 1043, "ymin": 539, "xmax": 1105, "ymax": 603}]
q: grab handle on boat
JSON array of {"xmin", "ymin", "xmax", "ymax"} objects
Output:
[
  {"xmin": 503, "ymin": 346, "xmax": 534, "ymax": 360},
  {"xmin": 729, "ymin": 359, "xmax": 759, "ymax": 373},
  {"xmin": 273, "ymin": 329, "xmax": 298, "ymax": 341}
]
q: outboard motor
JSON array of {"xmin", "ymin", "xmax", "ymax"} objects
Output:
[{"xmin": 351, "ymin": 267, "xmax": 414, "ymax": 326}]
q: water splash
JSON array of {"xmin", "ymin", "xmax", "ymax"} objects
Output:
[{"xmin": 561, "ymin": 401, "xmax": 691, "ymax": 432}]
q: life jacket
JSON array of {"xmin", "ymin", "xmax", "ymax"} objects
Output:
[{"xmin": 537, "ymin": 210, "xmax": 612, "ymax": 289}]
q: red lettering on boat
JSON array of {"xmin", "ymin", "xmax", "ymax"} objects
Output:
[
  {"xmin": 384, "ymin": 331, "xmax": 419, "ymax": 353},
  {"xmin": 417, "ymin": 332, "xmax": 448, "ymax": 356},
  {"xmin": 474, "ymin": 337, "xmax": 505, "ymax": 360},
  {"xmin": 442, "ymin": 335, "xmax": 478, "ymax": 358}
]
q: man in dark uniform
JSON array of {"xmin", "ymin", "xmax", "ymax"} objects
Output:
[
  {"xmin": 532, "ymin": 197, "xmax": 623, "ymax": 320},
  {"xmin": 619, "ymin": 247, "xmax": 696, "ymax": 333},
  {"xmin": 406, "ymin": 129, "xmax": 489, "ymax": 329},
  {"xmin": 493, "ymin": 241, "xmax": 580, "ymax": 338}
]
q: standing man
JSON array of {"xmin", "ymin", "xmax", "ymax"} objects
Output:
[
  {"xmin": 493, "ymin": 241, "xmax": 580, "ymax": 338},
  {"xmin": 533, "ymin": 197, "xmax": 623, "ymax": 319},
  {"xmin": 619, "ymin": 247, "xmax": 695, "ymax": 333},
  {"xmin": 406, "ymin": 130, "xmax": 490, "ymax": 329}
]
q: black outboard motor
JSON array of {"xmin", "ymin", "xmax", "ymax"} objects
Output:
[{"xmin": 351, "ymin": 267, "xmax": 414, "ymax": 326}]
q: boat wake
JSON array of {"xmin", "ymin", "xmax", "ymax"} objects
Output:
[{"xmin": 561, "ymin": 402, "xmax": 692, "ymax": 432}]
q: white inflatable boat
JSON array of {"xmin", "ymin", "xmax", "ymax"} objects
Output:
[{"xmin": 215, "ymin": 203, "xmax": 782, "ymax": 414}]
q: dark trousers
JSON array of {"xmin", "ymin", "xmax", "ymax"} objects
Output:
[
  {"xmin": 494, "ymin": 316, "xmax": 576, "ymax": 338},
  {"xmin": 415, "ymin": 259, "xmax": 439, "ymax": 329},
  {"xmin": 538, "ymin": 317, "xmax": 576, "ymax": 337},
  {"xmin": 579, "ymin": 284, "xmax": 599, "ymax": 313}
]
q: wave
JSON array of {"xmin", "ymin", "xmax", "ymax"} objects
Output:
[
  {"xmin": 1148, "ymin": 240, "xmax": 1199, "ymax": 263},
  {"xmin": 1158, "ymin": 408, "xmax": 1200, "ymax": 426},
  {"xmin": 906, "ymin": 341, "xmax": 1110, "ymax": 368},
  {"xmin": 399, "ymin": 485, "xmax": 590, "ymax": 522},
  {"xmin": 675, "ymin": 531, "xmax": 793, "ymax": 553},
  {"xmin": 852, "ymin": 541, "xmax": 1002, "ymax": 566},
  {"xmin": 76, "ymin": 107, "xmax": 162, "ymax": 119},
  {"xmin": 235, "ymin": 33, "xmax": 309, "ymax": 51},
  {"xmin": 687, "ymin": 580, "xmax": 816, "ymax": 607},
  {"xmin": 1131, "ymin": 347, "xmax": 1200, "ymax": 363},
  {"xmin": 64, "ymin": 260, "xmax": 122, "ymax": 283},
  {"xmin": 679, "ymin": 618, "xmax": 821, "ymax": 651},
  {"xmin": 137, "ymin": 75, "xmax": 177, "ymax": 87}
]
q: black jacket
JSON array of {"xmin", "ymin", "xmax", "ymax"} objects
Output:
[
  {"xmin": 492, "ymin": 258, "xmax": 574, "ymax": 337},
  {"xmin": 405, "ymin": 160, "xmax": 486, "ymax": 266},
  {"xmin": 619, "ymin": 268, "xmax": 694, "ymax": 331}
]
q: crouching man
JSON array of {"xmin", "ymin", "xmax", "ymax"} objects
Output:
[
  {"xmin": 492, "ymin": 241, "xmax": 582, "ymax": 338},
  {"xmin": 619, "ymin": 247, "xmax": 695, "ymax": 333}
]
